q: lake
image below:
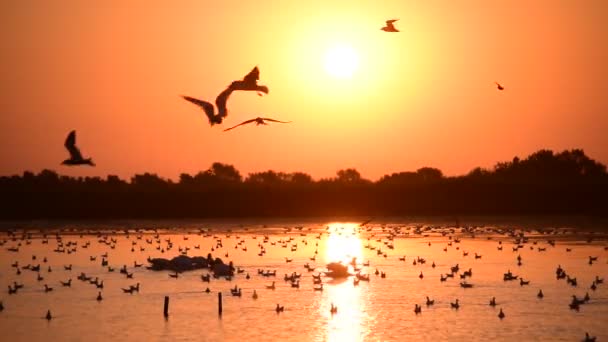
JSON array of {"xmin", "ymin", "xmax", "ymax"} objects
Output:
[{"xmin": 1, "ymin": 218, "xmax": 607, "ymax": 341}]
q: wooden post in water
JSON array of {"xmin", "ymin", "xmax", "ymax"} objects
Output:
[
  {"xmin": 163, "ymin": 296, "xmax": 169, "ymax": 317},
  {"xmin": 218, "ymin": 292, "xmax": 223, "ymax": 316}
]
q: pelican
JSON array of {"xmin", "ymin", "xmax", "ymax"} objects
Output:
[
  {"xmin": 381, "ymin": 19, "xmax": 399, "ymax": 32},
  {"xmin": 498, "ymin": 308, "xmax": 505, "ymax": 319},
  {"xmin": 252, "ymin": 290, "xmax": 258, "ymax": 299},
  {"xmin": 223, "ymin": 117, "xmax": 291, "ymax": 132},
  {"xmin": 62, "ymin": 130, "xmax": 95, "ymax": 166}
]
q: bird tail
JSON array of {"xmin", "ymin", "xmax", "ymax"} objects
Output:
[{"xmin": 87, "ymin": 158, "xmax": 96, "ymax": 167}]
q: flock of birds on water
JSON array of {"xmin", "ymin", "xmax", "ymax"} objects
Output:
[
  {"xmin": 1, "ymin": 222, "xmax": 607, "ymax": 341},
  {"xmin": 59, "ymin": 19, "xmax": 506, "ymax": 168}
]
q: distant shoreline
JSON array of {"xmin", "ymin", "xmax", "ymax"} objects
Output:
[
  {"xmin": 2, "ymin": 149, "xmax": 607, "ymax": 222},
  {"xmin": 1, "ymin": 215, "xmax": 606, "ymax": 232}
]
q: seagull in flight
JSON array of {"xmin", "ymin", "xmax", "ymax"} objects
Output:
[
  {"xmin": 182, "ymin": 86, "xmax": 233, "ymax": 126},
  {"xmin": 223, "ymin": 117, "xmax": 291, "ymax": 132},
  {"xmin": 495, "ymin": 82, "xmax": 504, "ymax": 91},
  {"xmin": 62, "ymin": 130, "xmax": 95, "ymax": 166},
  {"xmin": 182, "ymin": 66, "xmax": 270, "ymax": 126},
  {"xmin": 229, "ymin": 66, "xmax": 269, "ymax": 96},
  {"xmin": 381, "ymin": 19, "xmax": 399, "ymax": 32}
]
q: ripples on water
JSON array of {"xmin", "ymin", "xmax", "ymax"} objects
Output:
[{"xmin": 0, "ymin": 220, "xmax": 607, "ymax": 341}]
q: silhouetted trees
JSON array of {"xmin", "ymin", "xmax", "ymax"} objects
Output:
[{"xmin": 1, "ymin": 149, "xmax": 606, "ymax": 219}]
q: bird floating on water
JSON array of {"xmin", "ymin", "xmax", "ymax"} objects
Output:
[
  {"xmin": 223, "ymin": 117, "xmax": 291, "ymax": 132},
  {"xmin": 495, "ymin": 82, "xmax": 504, "ymax": 91},
  {"xmin": 381, "ymin": 19, "xmax": 399, "ymax": 32},
  {"xmin": 62, "ymin": 131, "xmax": 95, "ymax": 166}
]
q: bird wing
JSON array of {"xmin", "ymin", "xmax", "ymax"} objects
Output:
[
  {"xmin": 223, "ymin": 119, "xmax": 258, "ymax": 131},
  {"xmin": 182, "ymin": 95, "xmax": 218, "ymax": 124},
  {"xmin": 229, "ymin": 81, "xmax": 269, "ymax": 94},
  {"xmin": 242, "ymin": 66, "xmax": 260, "ymax": 83},
  {"xmin": 386, "ymin": 19, "xmax": 398, "ymax": 24},
  {"xmin": 261, "ymin": 118, "xmax": 291, "ymax": 124},
  {"xmin": 64, "ymin": 130, "xmax": 83, "ymax": 160},
  {"xmin": 215, "ymin": 86, "xmax": 235, "ymax": 118},
  {"xmin": 256, "ymin": 85, "xmax": 269, "ymax": 95}
]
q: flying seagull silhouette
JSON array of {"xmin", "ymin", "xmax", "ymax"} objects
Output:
[
  {"xmin": 182, "ymin": 86, "xmax": 233, "ymax": 126},
  {"xmin": 182, "ymin": 67, "xmax": 270, "ymax": 126},
  {"xmin": 223, "ymin": 117, "xmax": 291, "ymax": 132},
  {"xmin": 229, "ymin": 66, "xmax": 269, "ymax": 96},
  {"xmin": 381, "ymin": 19, "xmax": 399, "ymax": 32},
  {"xmin": 495, "ymin": 82, "xmax": 504, "ymax": 91},
  {"xmin": 62, "ymin": 130, "xmax": 95, "ymax": 166}
]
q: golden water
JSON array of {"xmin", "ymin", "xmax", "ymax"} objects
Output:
[{"xmin": 1, "ymin": 221, "xmax": 607, "ymax": 341}]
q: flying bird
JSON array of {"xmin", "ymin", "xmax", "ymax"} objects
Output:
[
  {"xmin": 182, "ymin": 86, "xmax": 234, "ymax": 126},
  {"xmin": 182, "ymin": 66, "xmax": 270, "ymax": 126},
  {"xmin": 381, "ymin": 19, "xmax": 399, "ymax": 32},
  {"xmin": 495, "ymin": 82, "xmax": 504, "ymax": 91},
  {"xmin": 62, "ymin": 130, "xmax": 95, "ymax": 166},
  {"xmin": 229, "ymin": 66, "xmax": 269, "ymax": 96},
  {"xmin": 223, "ymin": 117, "xmax": 291, "ymax": 132}
]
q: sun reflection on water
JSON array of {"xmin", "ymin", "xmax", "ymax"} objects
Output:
[
  {"xmin": 324, "ymin": 223, "xmax": 364, "ymax": 264},
  {"xmin": 322, "ymin": 223, "xmax": 366, "ymax": 342}
]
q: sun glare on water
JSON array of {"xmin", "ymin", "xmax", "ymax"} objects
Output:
[
  {"xmin": 324, "ymin": 45, "xmax": 359, "ymax": 79},
  {"xmin": 324, "ymin": 223, "xmax": 363, "ymax": 263}
]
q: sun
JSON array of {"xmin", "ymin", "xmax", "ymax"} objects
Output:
[{"xmin": 324, "ymin": 45, "xmax": 359, "ymax": 79}]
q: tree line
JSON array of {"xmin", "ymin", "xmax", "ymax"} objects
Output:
[{"xmin": 1, "ymin": 149, "xmax": 607, "ymax": 219}]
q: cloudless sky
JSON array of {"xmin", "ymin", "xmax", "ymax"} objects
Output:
[{"xmin": 1, "ymin": 0, "xmax": 607, "ymax": 180}]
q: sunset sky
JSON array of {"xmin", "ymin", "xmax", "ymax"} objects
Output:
[{"xmin": 1, "ymin": 1, "xmax": 607, "ymax": 180}]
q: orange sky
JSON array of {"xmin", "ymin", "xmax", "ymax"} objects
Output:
[{"xmin": 1, "ymin": 1, "xmax": 607, "ymax": 180}]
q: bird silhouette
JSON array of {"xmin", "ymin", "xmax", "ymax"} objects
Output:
[
  {"xmin": 223, "ymin": 117, "xmax": 291, "ymax": 132},
  {"xmin": 181, "ymin": 86, "xmax": 233, "ymax": 126},
  {"xmin": 381, "ymin": 19, "xmax": 399, "ymax": 32},
  {"xmin": 495, "ymin": 82, "xmax": 504, "ymax": 91},
  {"xmin": 229, "ymin": 66, "xmax": 269, "ymax": 96},
  {"xmin": 182, "ymin": 67, "xmax": 269, "ymax": 126},
  {"xmin": 62, "ymin": 131, "xmax": 94, "ymax": 166}
]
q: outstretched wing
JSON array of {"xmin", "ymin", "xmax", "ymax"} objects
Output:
[
  {"xmin": 215, "ymin": 86, "xmax": 235, "ymax": 118},
  {"xmin": 256, "ymin": 85, "xmax": 269, "ymax": 95},
  {"xmin": 229, "ymin": 80, "xmax": 269, "ymax": 95},
  {"xmin": 242, "ymin": 66, "xmax": 260, "ymax": 84},
  {"xmin": 181, "ymin": 95, "xmax": 218, "ymax": 125},
  {"xmin": 261, "ymin": 118, "xmax": 291, "ymax": 124},
  {"xmin": 64, "ymin": 130, "xmax": 83, "ymax": 160},
  {"xmin": 223, "ymin": 119, "xmax": 258, "ymax": 132},
  {"xmin": 386, "ymin": 19, "xmax": 398, "ymax": 24}
]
